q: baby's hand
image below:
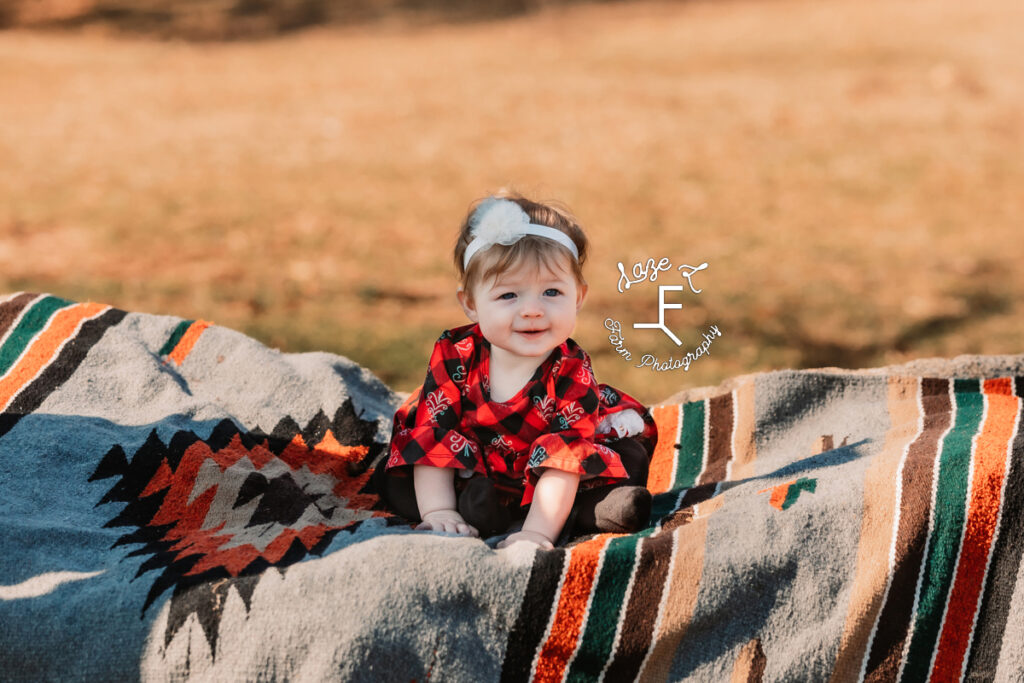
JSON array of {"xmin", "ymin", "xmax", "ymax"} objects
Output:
[
  {"xmin": 596, "ymin": 409, "xmax": 646, "ymax": 439},
  {"xmin": 497, "ymin": 529, "xmax": 554, "ymax": 550},
  {"xmin": 416, "ymin": 509, "xmax": 479, "ymax": 537}
]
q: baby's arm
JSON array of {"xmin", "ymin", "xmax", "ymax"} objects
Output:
[
  {"xmin": 498, "ymin": 468, "xmax": 579, "ymax": 549},
  {"xmin": 413, "ymin": 465, "xmax": 478, "ymax": 537}
]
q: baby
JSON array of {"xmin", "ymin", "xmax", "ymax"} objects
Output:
[{"xmin": 378, "ymin": 192, "xmax": 658, "ymax": 549}]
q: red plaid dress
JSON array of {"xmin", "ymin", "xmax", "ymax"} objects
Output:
[{"xmin": 386, "ymin": 323, "xmax": 657, "ymax": 505}]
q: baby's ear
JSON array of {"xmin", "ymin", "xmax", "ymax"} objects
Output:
[
  {"xmin": 576, "ymin": 282, "xmax": 589, "ymax": 313},
  {"xmin": 457, "ymin": 288, "xmax": 479, "ymax": 322}
]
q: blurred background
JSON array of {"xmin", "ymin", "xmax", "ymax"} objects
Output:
[{"xmin": 1, "ymin": 0, "xmax": 1021, "ymax": 404}]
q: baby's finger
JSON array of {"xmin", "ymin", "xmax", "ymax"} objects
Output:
[
  {"xmin": 455, "ymin": 523, "xmax": 479, "ymax": 537},
  {"xmin": 414, "ymin": 521, "xmax": 435, "ymax": 531},
  {"xmin": 497, "ymin": 535, "xmax": 529, "ymax": 549}
]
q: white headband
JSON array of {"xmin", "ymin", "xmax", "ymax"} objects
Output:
[{"xmin": 462, "ymin": 198, "xmax": 580, "ymax": 269}]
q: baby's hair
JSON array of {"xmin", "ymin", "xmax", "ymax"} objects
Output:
[{"xmin": 454, "ymin": 190, "xmax": 589, "ymax": 300}]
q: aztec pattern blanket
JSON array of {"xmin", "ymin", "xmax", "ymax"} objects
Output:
[{"xmin": 1, "ymin": 292, "xmax": 1023, "ymax": 682}]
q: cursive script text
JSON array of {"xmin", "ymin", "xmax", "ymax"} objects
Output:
[
  {"xmin": 616, "ymin": 258, "xmax": 672, "ymax": 293},
  {"xmin": 604, "ymin": 318, "xmax": 632, "ymax": 360},
  {"xmin": 635, "ymin": 325, "xmax": 722, "ymax": 372}
]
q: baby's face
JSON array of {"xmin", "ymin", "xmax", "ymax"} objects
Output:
[{"xmin": 461, "ymin": 254, "xmax": 587, "ymax": 362}]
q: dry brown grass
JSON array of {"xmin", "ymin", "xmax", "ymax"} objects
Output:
[{"xmin": 2, "ymin": 0, "xmax": 1023, "ymax": 403}]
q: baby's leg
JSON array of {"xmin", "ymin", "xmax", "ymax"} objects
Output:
[
  {"xmin": 375, "ymin": 468, "xmax": 519, "ymax": 537},
  {"xmin": 374, "ymin": 468, "xmax": 422, "ymax": 522},
  {"xmin": 457, "ymin": 477, "xmax": 514, "ymax": 538},
  {"xmin": 572, "ymin": 437, "xmax": 652, "ymax": 534},
  {"xmin": 613, "ymin": 436, "xmax": 651, "ymax": 487}
]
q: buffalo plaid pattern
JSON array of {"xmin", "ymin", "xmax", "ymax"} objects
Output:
[{"xmin": 387, "ymin": 324, "xmax": 657, "ymax": 505}]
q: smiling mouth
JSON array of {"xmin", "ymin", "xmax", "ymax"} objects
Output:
[{"xmin": 516, "ymin": 329, "xmax": 547, "ymax": 336}]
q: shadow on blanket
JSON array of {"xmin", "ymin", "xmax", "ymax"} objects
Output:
[{"xmin": 2, "ymin": 292, "xmax": 1023, "ymax": 682}]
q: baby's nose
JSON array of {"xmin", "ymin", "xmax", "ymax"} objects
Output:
[{"xmin": 520, "ymin": 299, "xmax": 543, "ymax": 317}]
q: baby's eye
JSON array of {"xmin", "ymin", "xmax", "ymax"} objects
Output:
[
  {"xmin": 543, "ymin": 288, "xmax": 562, "ymax": 297},
  {"xmin": 497, "ymin": 292, "xmax": 517, "ymax": 301}
]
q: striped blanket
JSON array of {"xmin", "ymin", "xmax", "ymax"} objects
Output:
[{"xmin": 1, "ymin": 292, "xmax": 1023, "ymax": 682}]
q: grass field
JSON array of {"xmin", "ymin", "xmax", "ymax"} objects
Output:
[{"xmin": 2, "ymin": 0, "xmax": 1022, "ymax": 403}]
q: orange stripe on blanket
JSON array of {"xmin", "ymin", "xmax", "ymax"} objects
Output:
[
  {"xmin": 648, "ymin": 404, "xmax": 681, "ymax": 494},
  {"xmin": 167, "ymin": 320, "xmax": 212, "ymax": 366},
  {"xmin": 533, "ymin": 535, "xmax": 611, "ymax": 682},
  {"xmin": 931, "ymin": 378, "xmax": 1019, "ymax": 680},
  {"xmin": 0, "ymin": 302, "xmax": 108, "ymax": 410}
]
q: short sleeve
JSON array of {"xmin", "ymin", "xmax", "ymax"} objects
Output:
[
  {"xmin": 521, "ymin": 350, "xmax": 627, "ymax": 503},
  {"xmin": 386, "ymin": 333, "xmax": 483, "ymax": 473}
]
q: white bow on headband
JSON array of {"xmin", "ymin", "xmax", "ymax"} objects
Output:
[{"xmin": 462, "ymin": 198, "xmax": 580, "ymax": 269}]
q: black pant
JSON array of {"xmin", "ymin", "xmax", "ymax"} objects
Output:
[{"xmin": 375, "ymin": 437, "xmax": 650, "ymax": 539}]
